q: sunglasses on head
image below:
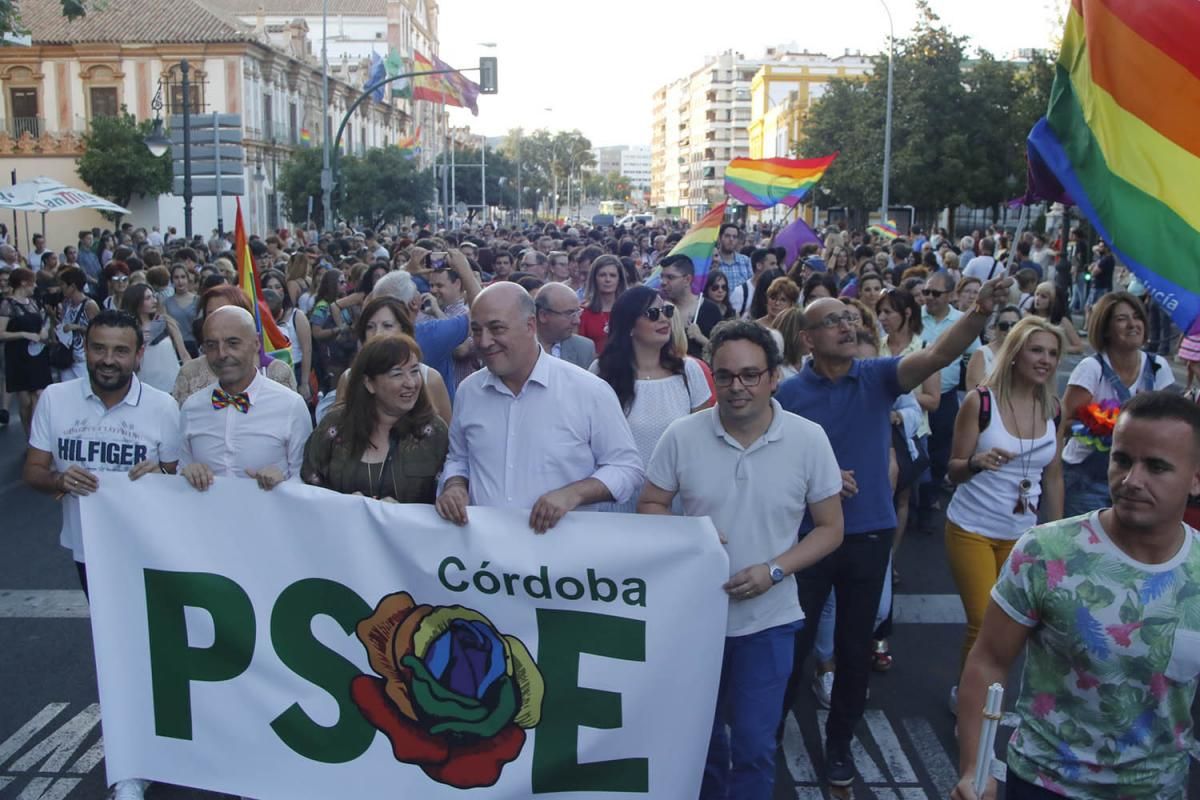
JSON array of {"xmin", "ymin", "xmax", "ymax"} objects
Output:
[{"xmin": 642, "ymin": 305, "xmax": 675, "ymax": 322}]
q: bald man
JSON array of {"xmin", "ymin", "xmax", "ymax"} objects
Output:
[
  {"xmin": 534, "ymin": 282, "xmax": 594, "ymax": 369},
  {"xmin": 437, "ymin": 282, "xmax": 641, "ymax": 532},
  {"xmin": 179, "ymin": 306, "xmax": 312, "ymax": 491}
]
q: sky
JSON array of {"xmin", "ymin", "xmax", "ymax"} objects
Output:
[{"xmin": 437, "ymin": 0, "xmax": 1063, "ymax": 148}]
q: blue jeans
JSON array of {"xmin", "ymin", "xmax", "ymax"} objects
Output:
[
  {"xmin": 1063, "ymin": 457, "xmax": 1111, "ymax": 518},
  {"xmin": 701, "ymin": 621, "xmax": 800, "ymax": 800}
]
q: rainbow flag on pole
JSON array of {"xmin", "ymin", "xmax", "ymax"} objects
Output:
[
  {"xmin": 1026, "ymin": 0, "xmax": 1200, "ymax": 334},
  {"xmin": 646, "ymin": 202, "xmax": 728, "ymax": 294},
  {"xmin": 723, "ymin": 154, "xmax": 838, "ymax": 209},
  {"xmin": 412, "ymin": 51, "xmax": 480, "ymax": 115},
  {"xmin": 395, "ymin": 126, "xmax": 422, "ymax": 159},
  {"xmin": 868, "ymin": 221, "xmax": 900, "ymax": 241},
  {"xmin": 234, "ymin": 198, "xmax": 292, "ymax": 366}
]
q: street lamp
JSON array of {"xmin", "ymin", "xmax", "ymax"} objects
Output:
[
  {"xmin": 144, "ymin": 60, "xmax": 193, "ymax": 239},
  {"xmin": 143, "ymin": 82, "xmax": 170, "ymax": 157},
  {"xmin": 879, "ymin": 0, "xmax": 895, "ymax": 228}
]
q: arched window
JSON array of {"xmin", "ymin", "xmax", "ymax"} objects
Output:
[
  {"xmin": 1, "ymin": 65, "xmax": 43, "ymax": 137},
  {"xmin": 82, "ymin": 64, "xmax": 124, "ymax": 121},
  {"xmin": 162, "ymin": 63, "xmax": 205, "ymax": 116}
]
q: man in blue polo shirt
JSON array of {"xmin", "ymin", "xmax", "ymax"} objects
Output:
[{"xmin": 775, "ymin": 275, "xmax": 1011, "ymax": 789}]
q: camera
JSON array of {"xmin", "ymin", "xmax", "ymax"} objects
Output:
[{"xmin": 427, "ymin": 251, "xmax": 448, "ymax": 270}]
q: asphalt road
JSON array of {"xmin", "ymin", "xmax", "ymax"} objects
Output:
[{"xmin": 1, "ymin": 349, "xmax": 1197, "ymax": 800}]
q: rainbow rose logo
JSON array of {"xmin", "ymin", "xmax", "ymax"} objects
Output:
[{"xmin": 350, "ymin": 592, "xmax": 544, "ymax": 788}]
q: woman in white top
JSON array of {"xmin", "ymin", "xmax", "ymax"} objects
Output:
[
  {"xmin": 592, "ymin": 286, "xmax": 712, "ymax": 513},
  {"xmin": 944, "ymin": 316, "xmax": 1065, "ymax": 708},
  {"xmin": 121, "ymin": 283, "xmax": 190, "ymax": 393},
  {"xmin": 964, "ymin": 305, "xmax": 1021, "ymax": 389},
  {"xmin": 1059, "ymin": 291, "xmax": 1174, "ymax": 517},
  {"xmin": 263, "ymin": 269, "xmax": 314, "ymax": 404}
]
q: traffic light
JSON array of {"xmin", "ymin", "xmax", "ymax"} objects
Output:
[{"xmin": 479, "ymin": 56, "xmax": 498, "ymax": 94}]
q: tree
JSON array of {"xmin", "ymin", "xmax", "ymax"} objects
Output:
[
  {"xmin": 76, "ymin": 111, "xmax": 172, "ymax": 222},
  {"xmin": 338, "ymin": 147, "xmax": 434, "ymax": 229},
  {"xmin": 1, "ymin": 0, "xmax": 92, "ymax": 39},
  {"xmin": 798, "ymin": 79, "xmax": 880, "ymax": 221},
  {"xmin": 499, "ymin": 127, "xmax": 594, "ymax": 204},
  {"xmin": 277, "ymin": 147, "xmax": 325, "ymax": 225}
]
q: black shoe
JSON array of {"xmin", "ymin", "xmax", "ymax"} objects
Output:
[{"xmin": 826, "ymin": 744, "xmax": 855, "ymax": 787}]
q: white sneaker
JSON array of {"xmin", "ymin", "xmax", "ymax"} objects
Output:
[
  {"xmin": 111, "ymin": 779, "xmax": 148, "ymax": 800},
  {"xmin": 812, "ymin": 670, "xmax": 834, "ymax": 709},
  {"xmin": 948, "ymin": 685, "xmax": 959, "ymax": 716}
]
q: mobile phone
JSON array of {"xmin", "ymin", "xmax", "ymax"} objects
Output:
[{"xmin": 428, "ymin": 251, "xmax": 448, "ymax": 270}]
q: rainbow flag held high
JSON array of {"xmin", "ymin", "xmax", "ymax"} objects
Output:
[
  {"xmin": 723, "ymin": 154, "xmax": 838, "ymax": 210},
  {"xmin": 1026, "ymin": 0, "xmax": 1200, "ymax": 335},
  {"xmin": 868, "ymin": 222, "xmax": 900, "ymax": 241},
  {"xmin": 299, "ymin": 128, "xmax": 312, "ymax": 144},
  {"xmin": 395, "ymin": 126, "xmax": 422, "ymax": 159},
  {"xmin": 234, "ymin": 198, "xmax": 292, "ymax": 366},
  {"xmin": 646, "ymin": 202, "xmax": 728, "ymax": 294},
  {"xmin": 412, "ymin": 51, "xmax": 480, "ymax": 115}
]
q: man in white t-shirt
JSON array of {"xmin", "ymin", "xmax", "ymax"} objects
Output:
[
  {"xmin": 23, "ymin": 309, "xmax": 181, "ymax": 800},
  {"xmin": 639, "ymin": 319, "xmax": 844, "ymax": 800},
  {"xmin": 962, "ymin": 237, "xmax": 1001, "ymax": 282}
]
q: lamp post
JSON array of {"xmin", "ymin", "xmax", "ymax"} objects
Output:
[
  {"xmin": 320, "ymin": 0, "xmax": 332, "ymax": 232},
  {"xmin": 879, "ymin": 0, "xmax": 895, "ymax": 228},
  {"xmin": 144, "ymin": 60, "xmax": 192, "ymax": 239}
]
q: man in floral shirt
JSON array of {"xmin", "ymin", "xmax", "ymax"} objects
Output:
[{"xmin": 954, "ymin": 391, "xmax": 1200, "ymax": 800}]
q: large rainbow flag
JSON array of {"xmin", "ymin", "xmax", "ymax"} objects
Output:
[
  {"xmin": 234, "ymin": 198, "xmax": 292, "ymax": 366},
  {"xmin": 412, "ymin": 51, "xmax": 479, "ymax": 115},
  {"xmin": 646, "ymin": 202, "xmax": 728, "ymax": 294},
  {"xmin": 1026, "ymin": 0, "xmax": 1200, "ymax": 334},
  {"xmin": 723, "ymin": 154, "xmax": 838, "ymax": 210}
]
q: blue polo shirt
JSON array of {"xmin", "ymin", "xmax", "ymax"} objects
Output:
[{"xmin": 776, "ymin": 357, "xmax": 904, "ymax": 535}]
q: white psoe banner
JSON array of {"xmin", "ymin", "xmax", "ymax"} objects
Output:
[{"xmin": 81, "ymin": 477, "xmax": 729, "ymax": 799}]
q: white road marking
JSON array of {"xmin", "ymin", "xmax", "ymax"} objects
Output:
[
  {"xmin": 9, "ymin": 704, "xmax": 101, "ymax": 773},
  {"xmin": 816, "ymin": 710, "xmax": 886, "ymax": 783},
  {"xmin": 0, "ymin": 591, "xmax": 88, "ymax": 619},
  {"xmin": 782, "ymin": 712, "xmax": 818, "ymax": 783},
  {"xmin": 13, "ymin": 776, "xmax": 81, "ymax": 800},
  {"xmin": 902, "ymin": 717, "xmax": 959, "ymax": 796},
  {"xmin": 67, "ymin": 739, "xmax": 103, "ymax": 775},
  {"xmin": 865, "ymin": 709, "xmax": 918, "ymax": 783},
  {"xmin": 0, "ymin": 703, "xmax": 68, "ymax": 768},
  {"xmin": 0, "ymin": 776, "xmax": 12, "ymax": 790}
]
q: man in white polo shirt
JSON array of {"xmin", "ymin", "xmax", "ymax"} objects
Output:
[
  {"xmin": 23, "ymin": 309, "xmax": 181, "ymax": 800},
  {"xmin": 638, "ymin": 319, "xmax": 844, "ymax": 800}
]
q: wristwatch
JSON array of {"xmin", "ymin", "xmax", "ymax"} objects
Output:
[{"xmin": 767, "ymin": 561, "xmax": 785, "ymax": 584}]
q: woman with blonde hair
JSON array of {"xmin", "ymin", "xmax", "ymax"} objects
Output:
[
  {"xmin": 943, "ymin": 316, "xmax": 1065, "ymax": 712},
  {"xmin": 1029, "ymin": 280, "xmax": 1085, "ymax": 353},
  {"xmin": 285, "ymin": 251, "xmax": 313, "ymax": 313},
  {"xmin": 772, "ymin": 306, "xmax": 809, "ymax": 380}
]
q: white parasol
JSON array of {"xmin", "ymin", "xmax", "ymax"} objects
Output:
[{"xmin": 0, "ymin": 177, "xmax": 130, "ymax": 215}]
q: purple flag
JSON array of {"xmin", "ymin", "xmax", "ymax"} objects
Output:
[{"xmin": 773, "ymin": 216, "xmax": 822, "ymax": 270}]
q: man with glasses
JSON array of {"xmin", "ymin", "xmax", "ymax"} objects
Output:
[
  {"xmin": 920, "ymin": 270, "xmax": 978, "ymax": 531},
  {"xmin": 658, "ymin": 253, "xmax": 723, "ymax": 357},
  {"xmin": 534, "ymin": 282, "xmax": 594, "ymax": 369},
  {"xmin": 776, "ymin": 276, "xmax": 1010, "ymax": 789},
  {"xmin": 639, "ymin": 320, "xmax": 844, "ymax": 800}
]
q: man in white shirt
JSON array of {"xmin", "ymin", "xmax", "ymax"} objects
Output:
[
  {"xmin": 436, "ymin": 282, "xmax": 642, "ymax": 532},
  {"xmin": 26, "ymin": 234, "xmax": 48, "ymax": 270},
  {"xmin": 23, "ymin": 309, "xmax": 181, "ymax": 800},
  {"xmin": 639, "ymin": 320, "xmax": 844, "ymax": 800},
  {"xmin": 961, "ymin": 237, "xmax": 1002, "ymax": 282},
  {"xmin": 179, "ymin": 306, "xmax": 311, "ymax": 491}
]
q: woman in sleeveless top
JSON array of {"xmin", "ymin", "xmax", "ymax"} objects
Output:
[
  {"xmin": 121, "ymin": 283, "xmax": 190, "ymax": 393},
  {"xmin": 55, "ymin": 266, "xmax": 99, "ymax": 382},
  {"xmin": 0, "ymin": 267, "xmax": 52, "ymax": 434},
  {"xmin": 285, "ymin": 251, "xmax": 313, "ymax": 314},
  {"xmin": 964, "ymin": 305, "xmax": 1021, "ymax": 389},
  {"xmin": 163, "ymin": 263, "xmax": 199, "ymax": 357},
  {"xmin": 264, "ymin": 269, "xmax": 313, "ymax": 403},
  {"xmin": 944, "ymin": 317, "xmax": 1065, "ymax": 711}
]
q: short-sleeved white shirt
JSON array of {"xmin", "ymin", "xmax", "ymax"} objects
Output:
[
  {"xmin": 29, "ymin": 375, "xmax": 182, "ymax": 562},
  {"xmin": 645, "ymin": 399, "xmax": 843, "ymax": 637},
  {"xmin": 1063, "ymin": 352, "xmax": 1174, "ymax": 464}
]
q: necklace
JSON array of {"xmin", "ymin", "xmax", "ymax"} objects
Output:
[{"xmin": 1008, "ymin": 397, "xmax": 1038, "ymax": 515}]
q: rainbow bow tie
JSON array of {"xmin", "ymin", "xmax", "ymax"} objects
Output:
[{"xmin": 211, "ymin": 388, "xmax": 251, "ymax": 413}]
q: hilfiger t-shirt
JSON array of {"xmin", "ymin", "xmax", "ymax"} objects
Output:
[{"xmin": 29, "ymin": 375, "xmax": 182, "ymax": 562}]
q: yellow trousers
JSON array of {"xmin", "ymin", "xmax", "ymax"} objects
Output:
[{"xmin": 944, "ymin": 520, "xmax": 1016, "ymax": 670}]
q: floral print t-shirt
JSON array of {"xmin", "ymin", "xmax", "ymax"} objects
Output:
[{"xmin": 992, "ymin": 511, "xmax": 1200, "ymax": 799}]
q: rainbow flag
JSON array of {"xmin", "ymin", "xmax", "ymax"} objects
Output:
[
  {"xmin": 300, "ymin": 128, "xmax": 312, "ymax": 144},
  {"xmin": 395, "ymin": 126, "xmax": 422, "ymax": 159},
  {"xmin": 412, "ymin": 51, "xmax": 479, "ymax": 115},
  {"xmin": 234, "ymin": 198, "xmax": 292, "ymax": 366},
  {"xmin": 1027, "ymin": 0, "xmax": 1200, "ymax": 334},
  {"xmin": 868, "ymin": 222, "xmax": 899, "ymax": 240},
  {"xmin": 723, "ymin": 154, "xmax": 838, "ymax": 209},
  {"xmin": 646, "ymin": 202, "xmax": 727, "ymax": 294}
]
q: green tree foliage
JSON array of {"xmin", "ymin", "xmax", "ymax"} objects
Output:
[
  {"xmin": 446, "ymin": 145, "xmax": 518, "ymax": 216},
  {"xmin": 277, "ymin": 147, "xmax": 325, "ymax": 225},
  {"xmin": 799, "ymin": 1, "xmax": 1055, "ymax": 226},
  {"xmin": 75, "ymin": 112, "xmax": 172, "ymax": 221},
  {"xmin": 499, "ymin": 128, "xmax": 595, "ymax": 198},
  {"xmin": 338, "ymin": 147, "xmax": 434, "ymax": 229}
]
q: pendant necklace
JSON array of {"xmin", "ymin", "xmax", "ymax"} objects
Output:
[{"xmin": 1010, "ymin": 399, "xmax": 1037, "ymax": 515}]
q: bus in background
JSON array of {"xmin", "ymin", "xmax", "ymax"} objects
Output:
[{"xmin": 599, "ymin": 200, "xmax": 627, "ymax": 218}]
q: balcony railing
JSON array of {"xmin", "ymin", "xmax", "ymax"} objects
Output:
[{"xmin": 3, "ymin": 117, "xmax": 42, "ymax": 138}]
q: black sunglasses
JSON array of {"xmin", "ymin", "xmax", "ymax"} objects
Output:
[
  {"xmin": 996, "ymin": 320, "xmax": 1015, "ymax": 331},
  {"xmin": 922, "ymin": 288, "xmax": 946, "ymax": 298},
  {"xmin": 643, "ymin": 305, "xmax": 676, "ymax": 322}
]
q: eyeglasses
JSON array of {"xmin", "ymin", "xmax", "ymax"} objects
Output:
[
  {"xmin": 709, "ymin": 284, "xmax": 728, "ymax": 293},
  {"xmin": 642, "ymin": 305, "xmax": 676, "ymax": 322},
  {"xmin": 996, "ymin": 320, "xmax": 1015, "ymax": 331},
  {"xmin": 922, "ymin": 288, "xmax": 946, "ymax": 298},
  {"xmin": 713, "ymin": 368, "xmax": 768, "ymax": 387},
  {"xmin": 816, "ymin": 310, "xmax": 857, "ymax": 329}
]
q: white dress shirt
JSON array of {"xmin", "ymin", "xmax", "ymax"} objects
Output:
[
  {"xmin": 180, "ymin": 371, "xmax": 311, "ymax": 479},
  {"xmin": 444, "ymin": 348, "xmax": 643, "ymax": 509}
]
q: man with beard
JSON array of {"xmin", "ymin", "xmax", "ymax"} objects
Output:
[
  {"xmin": 955, "ymin": 391, "xmax": 1200, "ymax": 800},
  {"xmin": 178, "ymin": 306, "xmax": 311, "ymax": 492},
  {"xmin": 23, "ymin": 309, "xmax": 180, "ymax": 800}
]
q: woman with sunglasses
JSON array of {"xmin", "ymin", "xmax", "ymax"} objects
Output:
[
  {"xmin": 704, "ymin": 270, "xmax": 735, "ymax": 320},
  {"xmin": 965, "ymin": 306, "xmax": 1022, "ymax": 389},
  {"xmin": 592, "ymin": 286, "xmax": 712, "ymax": 512}
]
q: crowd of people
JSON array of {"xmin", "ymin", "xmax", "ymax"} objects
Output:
[{"xmin": 7, "ymin": 215, "xmax": 1200, "ymax": 800}]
